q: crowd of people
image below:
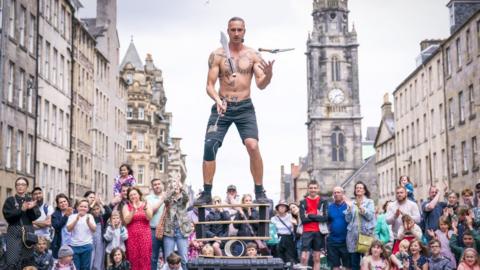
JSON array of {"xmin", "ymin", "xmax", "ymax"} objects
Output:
[{"xmin": 1, "ymin": 164, "xmax": 480, "ymax": 270}]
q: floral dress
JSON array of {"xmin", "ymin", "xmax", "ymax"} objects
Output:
[
  {"xmin": 407, "ymin": 255, "xmax": 428, "ymax": 270},
  {"xmin": 126, "ymin": 203, "xmax": 151, "ymax": 270}
]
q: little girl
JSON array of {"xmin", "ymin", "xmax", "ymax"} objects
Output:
[
  {"xmin": 33, "ymin": 236, "xmax": 53, "ymax": 270},
  {"xmin": 104, "ymin": 210, "xmax": 128, "ymax": 263},
  {"xmin": 390, "ymin": 239, "xmax": 410, "ymax": 269},
  {"xmin": 457, "ymin": 248, "xmax": 480, "ymax": 270},
  {"xmin": 52, "ymin": 245, "xmax": 76, "ymax": 270},
  {"xmin": 398, "ymin": 214, "xmax": 423, "ymax": 241},
  {"xmin": 404, "ymin": 240, "xmax": 428, "ymax": 270},
  {"xmin": 361, "ymin": 240, "xmax": 390, "ymax": 270},
  {"xmin": 399, "ymin": 176, "xmax": 415, "ymax": 201},
  {"xmin": 107, "ymin": 248, "xmax": 131, "ymax": 270},
  {"xmin": 429, "ymin": 217, "xmax": 456, "ymax": 268}
]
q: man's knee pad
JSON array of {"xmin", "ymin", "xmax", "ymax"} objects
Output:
[{"xmin": 203, "ymin": 139, "xmax": 221, "ymax": 161}]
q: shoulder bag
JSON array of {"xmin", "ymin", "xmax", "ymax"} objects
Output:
[{"xmin": 355, "ymin": 206, "xmax": 374, "ymax": 254}]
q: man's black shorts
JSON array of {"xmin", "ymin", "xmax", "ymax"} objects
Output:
[
  {"xmin": 204, "ymin": 98, "xmax": 259, "ymax": 145},
  {"xmin": 301, "ymin": 232, "xmax": 325, "ymax": 252}
]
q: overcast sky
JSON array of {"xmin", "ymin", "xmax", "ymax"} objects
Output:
[{"xmin": 79, "ymin": 0, "xmax": 450, "ymax": 202}]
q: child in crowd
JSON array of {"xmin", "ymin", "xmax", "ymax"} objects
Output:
[
  {"xmin": 201, "ymin": 244, "xmax": 214, "ymax": 257},
  {"xmin": 52, "ymin": 245, "xmax": 76, "ymax": 270},
  {"xmin": 245, "ymin": 242, "xmax": 258, "ymax": 257},
  {"xmin": 390, "ymin": 239, "xmax": 410, "ymax": 269},
  {"xmin": 187, "ymin": 224, "xmax": 203, "ymax": 260},
  {"xmin": 398, "ymin": 214, "xmax": 423, "ymax": 241},
  {"xmin": 399, "ymin": 176, "xmax": 415, "ymax": 202},
  {"xmin": 161, "ymin": 252, "xmax": 182, "ymax": 270},
  {"xmin": 404, "ymin": 240, "xmax": 429, "ymax": 270},
  {"xmin": 427, "ymin": 217, "xmax": 456, "ymax": 268},
  {"xmin": 457, "ymin": 248, "xmax": 480, "ymax": 270},
  {"xmin": 33, "ymin": 236, "xmax": 53, "ymax": 270},
  {"xmin": 449, "ymin": 218, "xmax": 480, "ymax": 263},
  {"xmin": 427, "ymin": 239, "xmax": 454, "ymax": 270},
  {"xmin": 104, "ymin": 210, "xmax": 128, "ymax": 264},
  {"xmin": 106, "ymin": 248, "xmax": 130, "ymax": 270},
  {"xmin": 360, "ymin": 240, "xmax": 390, "ymax": 270}
]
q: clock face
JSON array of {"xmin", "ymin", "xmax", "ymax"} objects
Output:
[{"xmin": 328, "ymin": 88, "xmax": 345, "ymax": 104}]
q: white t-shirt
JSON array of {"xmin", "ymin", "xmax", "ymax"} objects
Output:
[
  {"xmin": 67, "ymin": 213, "xmax": 94, "ymax": 246},
  {"xmin": 146, "ymin": 193, "xmax": 165, "ymax": 228},
  {"xmin": 34, "ymin": 202, "xmax": 54, "ymax": 240}
]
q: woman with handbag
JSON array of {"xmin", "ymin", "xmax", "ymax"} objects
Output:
[
  {"xmin": 162, "ymin": 181, "xmax": 192, "ymax": 270},
  {"xmin": 271, "ymin": 200, "xmax": 296, "ymax": 265},
  {"xmin": 2, "ymin": 177, "xmax": 41, "ymax": 270},
  {"xmin": 345, "ymin": 181, "xmax": 376, "ymax": 270}
]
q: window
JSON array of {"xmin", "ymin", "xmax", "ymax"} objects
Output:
[
  {"xmin": 416, "ymin": 118, "xmax": 420, "ymax": 144},
  {"xmin": 138, "ymin": 165, "xmax": 144, "ymax": 185},
  {"xmin": 53, "ymin": 0, "xmax": 58, "ymax": 28},
  {"xmin": 60, "ymin": 5, "xmax": 65, "ymax": 35},
  {"xmin": 45, "ymin": 0, "xmax": 50, "ymax": 20},
  {"xmin": 331, "ymin": 56, "xmax": 340, "ymax": 81},
  {"xmin": 19, "ymin": 5, "xmax": 25, "ymax": 46},
  {"xmin": 137, "ymin": 133, "xmax": 144, "ymax": 151},
  {"xmin": 477, "ymin": 20, "xmax": 480, "ymax": 53},
  {"xmin": 445, "ymin": 47, "xmax": 452, "ymax": 76},
  {"xmin": 466, "ymin": 29, "xmax": 472, "ymax": 60},
  {"xmin": 51, "ymin": 105, "xmax": 56, "ymax": 142},
  {"xmin": 6, "ymin": 126, "xmax": 13, "ymax": 168},
  {"xmin": 462, "ymin": 141, "xmax": 468, "ymax": 173},
  {"xmin": 45, "ymin": 42, "xmax": 50, "ymax": 80},
  {"xmin": 43, "ymin": 100, "xmax": 49, "ymax": 138},
  {"xmin": 138, "ymin": 107, "xmax": 144, "ymax": 120},
  {"xmin": 448, "ymin": 98, "xmax": 454, "ymax": 128},
  {"xmin": 430, "ymin": 109, "xmax": 435, "ymax": 137},
  {"xmin": 9, "ymin": 0, "xmax": 15, "ymax": 38},
  {"xmin": 469, "ymin": 84, "xmax": 475, "ymax": 118},
  {"xmin": 473, "ymin": 137, "xmax": 478, "ymax": 170},
  {"xmin": 159, "ymin": 156, "xmax": 165, "ymax": 172},
  {"xmin": 126, "ymin": 107, "xmax": 133, "ymax": 119},
  {"xmin": 18, "ymin": 69, "xmax": 24, "ymax": 109},
  {"xmin": 459, "ymin": 91, "xmax": 465, "ymax": 123},
  {"xmin": 0, "ymin": 0, "xmax": 3, "ymax": 28},
  {"xmin": 38, "ymin": 36, "xmax": 43, "ymax": 76},
  {"xmin": 439, "ymin": 103, "xmax": 445, "ymax": 132},
  {"xmin": 331, "ymin": 127, "xmax": 345, "ymax": 162},
  {"xmin": 27, "ymin": 75, "xmax": 34, "ymax": 113},
  {"xmin": 26, "ymin": 135, "xmax": 32, "ymax": 174},
  {"xmin": 58, "ymin": 110, "xmax": 63, "ymax": 146},
  {"xmin": 437, "ymin": 59, "xmax": 442, "ymax": 89},
  {"xmin": 442, "ymin": 149, "xmax": 447, "ymax": 178},
  {"xmin": 65, "ymin": 113, "xmax": 69, "ymax": 147},
  {"xmin": 433, "ymin": 152, "xmax": 437, "ymax": 181},
  {"xmin": 423, "ymin": 114, "xmax": 427, "ymax": 141},
  {"xmin": 52, "ymin": 48, "xmax": 57, "ymax": 85},
  {"xmin": 456, "ymin": 38, "xmax": 462, "ymax": 68},
  {"xmin": 126, "ymin": 134, "xmax": 132, "ymax": 151},
  {"xmin": 28, "ymin": 14, "xmax": 35, "ymax": 53},
  {"xmin": 7, "ymin": 62, "xmax": 14, "ymax": 103},
  {"xmin": 411, "ymin": 122, "xmax": 415, "ymax": 146},
  {"xmin": 59, "ymin": 55, "xmax": 64, "ymax": 91},
  {"xmin": 451, "ymin": 145, "xmax": 457, "ymax": 175},
  {"xmin": 428, "ymin": 66, "xmax": 432, "ymax": 94},
  {"xmin": 16, "ymin": 130, "xmax": 23, "ymax": 171}
]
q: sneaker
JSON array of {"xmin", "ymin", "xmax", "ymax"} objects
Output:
[
  {"xmin": 254, "ymin": 190, "xmax": 269, "ymax": 204},
  {"xmin": 194, "ymin": 191, "xmax": 212, "ymax": 206}
]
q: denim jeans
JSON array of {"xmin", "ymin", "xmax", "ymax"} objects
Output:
[
  {"xmin": 71, "ymin": 244, "xmax": 93, "ymax": 270},
  {"xmin": 151, "ymin": 228, "xmax": 163, "ymax": 270},
  {"xmin": 163, "ymin": 227, "xmax": 188, "ymax": 270}
]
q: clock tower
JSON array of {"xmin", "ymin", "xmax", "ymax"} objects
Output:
[{"xmin": 306, "ymin": 0, "xmax": 363, "ymax": 193}]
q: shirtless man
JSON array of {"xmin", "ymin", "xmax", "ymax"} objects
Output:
[{"xmin": 194, "ymin": 17, "xmax": 274, "ymax": 205}]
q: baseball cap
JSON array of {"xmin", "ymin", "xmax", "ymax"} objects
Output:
[{"xmin": 227, "ymin": 185, "xmax": 237, "ymax": 191}]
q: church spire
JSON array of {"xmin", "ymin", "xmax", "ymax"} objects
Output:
[{"xmin": 120, "ymin": 38, "xmax": 144, "ymax": 71}]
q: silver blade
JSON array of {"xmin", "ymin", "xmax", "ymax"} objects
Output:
[
  {"xmin": 220, "ymin": 31, "xmax": 231, "ymax": 58},
  {"xmin": 276, "ymin": 48, "xmax": 295, "ymax": 53}
]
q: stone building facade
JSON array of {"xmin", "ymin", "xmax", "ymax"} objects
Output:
[
  {"xmin": 306, "ymin": 0, "xmax": 363, "ymax": 193},
  {"xmin": 35, "ymin": 0, "xmax": 74, "ymax": 204},
  {"xmin": 374, "ymin": 94, "xmax": 397, "ymax": 203},
  {"xmin": 0, "ymin": 0, "xmax": 38, "ymax": 213},
  {"xmin": 120, "ymin": 41, "xmax": 171, "ymax": 187},
  {"xmin": 383, "ymin": 1, "xmax": 480, "ymax": 200},
  {"xmin": 442, "ymin": 4, "xmax": 480, "ymax": 191}
]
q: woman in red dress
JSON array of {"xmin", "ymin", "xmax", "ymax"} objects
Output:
[{"xmin": 122, "ymin": 187, "xmax": 153, "ymax": 270}]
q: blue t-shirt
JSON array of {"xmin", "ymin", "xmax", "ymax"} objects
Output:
[{"xmin": 327, "ymin": 202, "xmax": 348, "ymax": 243}]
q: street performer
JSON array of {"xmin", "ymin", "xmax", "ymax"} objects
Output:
[{"xmin": 195, "ymin": 17, "xmax": 274, "ymax": 205}]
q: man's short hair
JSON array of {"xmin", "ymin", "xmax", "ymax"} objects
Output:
[
  {"xmin": 32, "ymin": 187, "xmax": 42, "ymax": 193},
  {"xmin": 228, "ymin": 16, "xmax": 245, "ymax": 25},
  {"xmin": 429, "ymin": 239, "xmax": 441, "ymax": 247},
  {"xmin": 396, "ymin": 186, "xmax": 407, "ymax": 192},
  {"xmin": 246, "ymin": 242, "xmax": 258, "ymax": 250},
  {"xmin": 166, "ymin": 252, "xmax": 181, "ymax": 265},
  {"xmin": 307, "ymin": 180, "xmax": 318, "ymax": 187},
  {"xmin": 150, "ymin": 178, "xmax": 162, "ymax": 185}
]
